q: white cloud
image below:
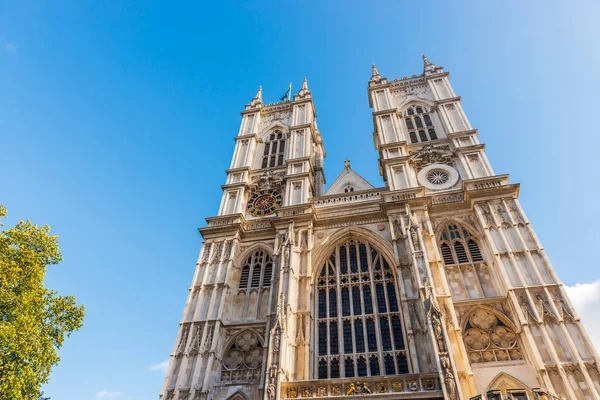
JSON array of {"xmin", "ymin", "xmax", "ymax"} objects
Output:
[
  {"xmin": 96, "ymin": 390, "xmax": 123, "ymax": 400},
  {"xmin": 150, "ymin": 359, "xmax": 169, "ymax": 373},
  {"xmin": 564, "ymin": 280, "xmax": 600, "ymax": 351},
  {"xmin": 5, "ymin": 43, "xmax": 16, "ymax": 53}
]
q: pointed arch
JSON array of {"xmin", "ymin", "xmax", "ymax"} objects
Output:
[
  {"xmin": 227, "ymin": 390, "xmax": 250, "ymax": 400},
  {"xmin": 486, "ymin": 372, "xmax": 534, "ymax": 397},
  {"xmin": 220, "ymin": 329, "xmax": 264, "ymax": 383},
  {"xmin": 461, "ymin": 306, "xmax": 524, "ymax": 364},
  {"xmin": 436, "ymin": 219, "xmax": 497, "ymax": 300},
  {"xmin": 313, "ymin": 231, "xmax": 409, "ymax": 380},
  {"xmin": 311, "ymin": 226, "xmax": 396, "ymax": 281}
]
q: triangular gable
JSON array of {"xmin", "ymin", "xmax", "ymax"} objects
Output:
[{"xmin": 324, "ymin": 167, "xmax": 375, "ymax": 195}]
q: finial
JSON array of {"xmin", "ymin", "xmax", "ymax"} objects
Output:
[
  {"xmin": 255, "ymin": 85, "xmax": 263, "ymax": 101},
  {"xmin": 371, "ymin": 63, "xmax": 380, "ymax": 78},
  {"xmin": 301, "ymin": 77, "xmax": 308, "ymax": 90},
  {"xmin": 344, "ymin": 158, "xmax": 351, "ymax": 168},
  {"xmin": 422, "ymin": 54, "xmax": 432, "ymax": 66}
]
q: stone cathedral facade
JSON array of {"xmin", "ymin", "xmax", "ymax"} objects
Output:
[{"xmin": 159, "ymin": 57, "xmax": 600, "ymax": 400}]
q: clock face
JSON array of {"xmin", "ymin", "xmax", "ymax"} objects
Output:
[{"xmin": 247, "ymin": 190, "xmax": 282, "ymax": 216}]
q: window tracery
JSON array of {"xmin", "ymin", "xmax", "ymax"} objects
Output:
[
  {"xmin": 239, "ymin": 250, "xmax": 273, "ymax": 289},
  {"xmin": 261, "ymin": 131, "xmax": 286, "ymax": 168},
  {"xmin": 403, "ymin": 105, "xmax": 438, "ymax": 144},
  {"xmin": 439, "ymin": 223, "xmax": 497, "ymax": 300},
  {"xmin": 221, "ymin": 330, "xmax": 263, "ymax": 383},
  {"xmin": 316, "ymin": 239, "xmax": 409, "ymax": 380},
  {"xmin": 463, "ymin": 309, "xmax": 523, "ymax": 364}
]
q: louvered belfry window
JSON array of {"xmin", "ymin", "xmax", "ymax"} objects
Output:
[
  {"xmin": 261, "ymin": 131, "xmax": 286, "ymax": 168},
  {"xmin": 316, "ymin": 239, "xmax": 409, "ymax": 380},
  {"xmin": 404, "ymin": 105, "xmax": 438, "ymax": 144},
  {"xmin": 438, "ymin": 223, "xmax": 497, "ymax": 300},
  {"xmin": 238, "ymin": 250, "xmax": 273, "ymax": 290}
]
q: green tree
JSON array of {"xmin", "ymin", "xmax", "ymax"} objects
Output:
[{"xmin": 0, "ymin": 205, "xmax": 84, "ymax": 399}]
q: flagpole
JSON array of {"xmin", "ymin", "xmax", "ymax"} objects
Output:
[{"xmin": 288, "ymin": 82, "xmax": 292, "ymax": 101}]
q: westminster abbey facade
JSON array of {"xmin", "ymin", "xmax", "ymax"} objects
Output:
[{"xmin": 159, "ymin": 57, "xmax": 600, "ymax": 400}]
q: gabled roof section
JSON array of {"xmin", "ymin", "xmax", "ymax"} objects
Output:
[{"xmin": 324, "ymin": 163, "xmax": 375, "ymax": 195}]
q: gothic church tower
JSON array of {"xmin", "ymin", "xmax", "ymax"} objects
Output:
[{"xmin": 160, "ymin": 58, "xmax": 600, "ymax": 400}]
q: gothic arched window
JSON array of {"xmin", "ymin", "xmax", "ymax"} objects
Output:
[
  {"xmin": 261, "ymin": 131, "xmax": 286, "ymax": 168},
  {"xmin": 233, "ymin": 249, "xmax": 273, "ymax": 321},
  {"xmin": 316, "ymin": 239, "xmax": 409, "ymax": 379},
  {"xmin": 221, "ymin": 330, "xmax": 263, "ymax": 383},
  {"xmin": 403, "ymin": 105, "xmax": 438, "ymax": 144},
  {"xmin": 239, "ymin": 250, "xmax": 273, "ymax": 290},
  {"xmin": 439, "ymin": 223, "xmax": 497, "ymax": 300}
]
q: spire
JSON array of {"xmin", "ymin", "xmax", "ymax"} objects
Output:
[
  {"xmin": 254, "ymin": 86, "xmax": 263, "ymax": 101},
  {"xmin": 371, "ymin": 64, "xmax": 380, "ymax": 79},
  {"xmin": 369, "ymin": 63, "xmax": 385, "ymax": 85},
  {"xmin": 248, "ymin": 85, "xmax": 263, "ymax": 107},
  {"xmin": 295, "ymin": 77, "xmax": 311, "ymax": 99},
  {"xmin": 421, "ymin": 54, "xmax": 443, "ymax": 76}
]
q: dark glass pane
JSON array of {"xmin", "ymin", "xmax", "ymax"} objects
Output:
[
  {"xmin": 263, "ymin": 263, "xmax": 272, "ymax": 286},
  {"xmin": 330, "ymin": 358, "xmax": 340, "ymax": 378},
  {"xmin": 424, "ymin": 114, "xmax": 432, "ymax": 126},
  {"xmin": 344, "ymin": 358, "xmax": 355, "ymax": 378},
  {"xmin": 407, "ymin": 108, "xmax": 414, "ymax": 115},
  {"xmin": 419, "ymin": 130, "xmax": 428, "ymax": 142},
  {"xmin": 239, "ymin": 265, "xmax": 250, "ymax": 288},
  {"xmin": 405, "ymin": 118, "xmax": 414, "ymax": 129},
  {"xmin": 343, "ymin": 321, "xmax": 353, "ymax": 354},
  {"xmin": 359, "ymin": 243, "xmax": 368, "ymax": 271},
  {"xmin": 357, "ymin": 357, "xmax": 367, "ymax": 377},
  {"xmin": 261, "ymin": 157, "xmax": 268, "ymax": 168},
  {"xmin": 339, "ymin": 245, "xmax": 348, "ymax": 274},
  {"xmin": 279, "ymin": 140, "xmax": 285, "ymax": 152},
  {"xmin": 352, "ymin": 287, "xmax": 362, "ymax": 316},
  {"xmin": 276, "ymin": 132, "xmax": 282, "ymax": 139},
  {"xmin": 263, "ymin": 143, "xmax": 271, "ymax": 155},
  {"xmin": 329, "ymin": 289, "xmax": 337, "ymax": 318},
  {"xmin": 329, "ymin": 322, "xmax": 339, "ymax": 355},
  {"xmin": 397, "ymin": 353, "xmax": 409, "ymax": 374},
  {"xmin": 370, "ymin": 356, "xmax": 380, "ymax": 376},
  {"xmin": 251, "ymin": 266, "xmax": 261, "ymax": 287},
  {"xmin": 277, "ymin": 155, "xmax": 283, "ymax": 166},
  {"xmin": 415, "ymin": 116, "xmax": 423, "ymax": 128},
  {"xmin": 387, "ymin": 283, "xmax": 398, "ymax": 312},
  {"xmin": 380, "ymin": 317, "xmax": 392, "ymax": 351},
  {"xmin": 409, "ymin": 132, "xmax": 418, "ymax": 143},
  {"xmin": 440, "ymin": 243, "xmax": 455, "ymax": 265},
  {"xmin": 428, "ymin": 129, "xmax": 437, "ymax": 140},
  {"xmin": 354, "ymin": 320, "xmax": 365, "ymax": 353},
  {"xmin": 382, "ymin": 258, "xmax": 391, "ymax": 270},
  {"xmin": 342, "ymin": 288, "xmax": 350, "ymax": 316},
  {"xmin": 363, "ymin": 286, "xmax": 373, "ymax": 314},
  {"xmin": 385, "ymin": 354, "xmax": 395, "ymax": 375},
  {"xmin": 416, "ymin": 107, "xmax": 423, "ymax": 114},
  {"xmin": 366, "ymin": 319, "xmax": 377, "ymax": 352},
  {"xmin": 318, "ymin": 290, "xmax": 326, "ymax": 318},
  {"xmin": 349, "ymin": 245, "xmax": 358, "ymax": 273},
  {"xmin": 376, "ymin": 284, "xmax": 387, "ymax": 313},
  {"xmin": 269, "ymin": 156, "xmax": 276, "ymax": 167},
  {"xmin": 318, "ymin": 323, "xmax": 327, "ymax": 355},
  {"xmin": 391, "ymin": 316, "xmax": 405, "ymax": 350},
  {"xmin": 454, "ymin": 241, "xmax": 469, "ymax": 263},
  {"xmin": 318, "ymin": 359, "xmax": 327, "ymax": 379},
  {"xmin": 270, "ymin": 134, "xmax": 275, "ymax": 140},
  {"xmin": 468, "ymin": 239, "xmax": 483, "ymax": 261}
]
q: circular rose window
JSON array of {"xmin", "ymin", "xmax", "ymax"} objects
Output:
[
  {"xmin": 417, "ymin": 164, "xmax": 459, "ymax": 190},
  {"xmin": 427, "ymin": 170, "xmax": 449, "ymax": 185}
]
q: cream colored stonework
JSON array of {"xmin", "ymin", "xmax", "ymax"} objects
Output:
[{"xmin": 159, "ymin": 60, "xmax": 600, "ymax": 400}]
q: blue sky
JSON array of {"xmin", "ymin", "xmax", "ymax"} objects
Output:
[{"xmin": 1, "ymin": 1, "xmax": 599, "ymax": 399}]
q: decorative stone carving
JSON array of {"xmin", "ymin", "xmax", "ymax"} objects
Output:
[
  {"xmin": 409, "ymin": 145, "xmax": 453, "ymax": 170},
  {"xmin": 249, "ymin": 170, "xmax": 285, "ymax": 192}
]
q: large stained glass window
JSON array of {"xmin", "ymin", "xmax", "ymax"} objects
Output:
[{"xmin": 316, "ymin": 239, "xmax": 409, "ymax": 379}]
